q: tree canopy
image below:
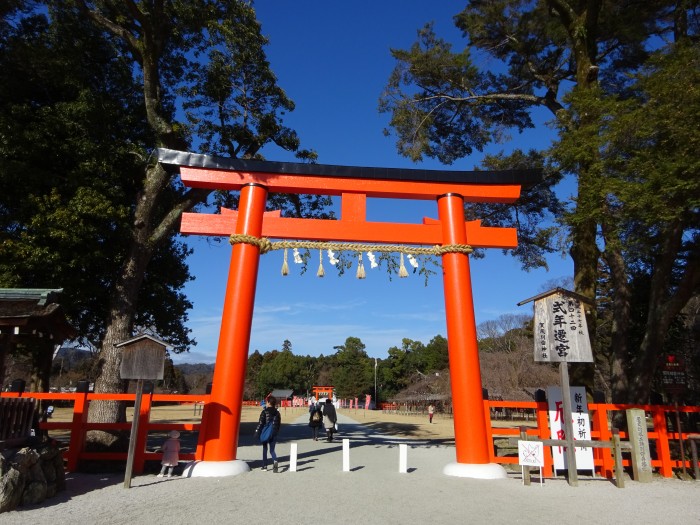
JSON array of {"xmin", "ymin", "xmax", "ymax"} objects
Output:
[
  {"xmin": 0, "ymin": 6, "xmax": 193, "ymax": 355},
  {"xmin": 380, "ymin": 1, "xmax": 699, "ymax": 402},
  {"xmin": 1, "ymin": 1, "xmax": 333, "ymax": 441},
  {"xmin": 551, "ymin": 42, "xmax": 700, "ymax": 402}
]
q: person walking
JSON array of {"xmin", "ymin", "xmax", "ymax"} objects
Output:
[
  {"xmin": 322, "ymin": 398, "xmax": 337, "ymax": 442},
  {"xmin": 309, "ymin": 402, "xmax": 324, "ymax": 441},
  {"xmin": 428, "ymin": 404, "xmax": 435, "ymax": 424},
  {"xmin": 255, "ymin": 396, "xmax": 282, "ymax": 472}
]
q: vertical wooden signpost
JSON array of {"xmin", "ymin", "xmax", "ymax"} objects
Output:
[
  {"xmin": 519, "ymin": 288, "xmax": 594, "ymax": 486},
  {"xmin": 160, "ymin": 148, "xmax": 540, "ymax": 479},
  {"xmin": 625, "ymin": 408, "xmax": 654, "ymax": 482},
  {"xmin": 118, "ymin": 334, "xmax": 167, "ymax": 489}
]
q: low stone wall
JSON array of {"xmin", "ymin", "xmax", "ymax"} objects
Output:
[{"xmin": 0, "ymin": 441, "xmax": 65, "ymax": 512}]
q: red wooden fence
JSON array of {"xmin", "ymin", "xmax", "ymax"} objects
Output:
[{"xmin": 2, "ymin": 391, "xmax": 698, "ymax": 479}]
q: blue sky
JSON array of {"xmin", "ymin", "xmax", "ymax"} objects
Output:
[{"xmin": 173, "ymin": 2, "xmax": 573, "ymax": 364}]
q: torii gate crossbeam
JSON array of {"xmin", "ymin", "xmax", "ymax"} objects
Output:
[{"xmin": 158, "ymin": 148, "xmax": 541, "ymax": 479}]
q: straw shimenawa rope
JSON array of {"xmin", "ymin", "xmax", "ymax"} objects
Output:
[
  {"xmin": 229, "ymin": 234, "xmax": 474, "ymax": 257},
  {"xmin": 230, "ymin": 234, "xmax": 474, "ymax": 278}
]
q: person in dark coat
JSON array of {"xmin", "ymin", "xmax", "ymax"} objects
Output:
[
  {"xmin": 309, "ymin": 403, "xmax": 324, "ymax": 441},
  {"xmin": 254, "ymin": 396, "xmax": 282, "ymax": 472},
  {"xmin": 321, "ymin": 398, "xmax": 337, "ymax": 442}
]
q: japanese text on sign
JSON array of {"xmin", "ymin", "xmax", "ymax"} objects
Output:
[
  {"xmin": 546, "ymin": 386, "xmax": 594, "ymax": 471},
  {"xmin": 533, "ymin": 293, "xmax": 593, "ymax": 363}
]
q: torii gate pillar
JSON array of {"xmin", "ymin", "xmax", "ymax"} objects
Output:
[
  {"xmin": 438, "ymin": 193, "xmax": 506, "ymax": 478},
  {"xmin": 185, "ymin": 183, "xmax": 268, "ymax": 477}
]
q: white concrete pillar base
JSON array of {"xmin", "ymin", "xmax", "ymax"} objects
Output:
[
  {"xmin": 443, "ymin": 462, "xmax": 508, "ymax": 479},
  {"xmin": 181, "ymin": 460, "xmax": 250, "ymax": 478}
]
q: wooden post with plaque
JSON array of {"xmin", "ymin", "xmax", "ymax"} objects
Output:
[
  {"xmin": 117, "ymin": 334, "xmax": 168, "ymax": 488},
  {"xmin": 625, "ymin": 408, "xmax": 654, "ymax": 482},
  {"xmin": 519, "ymin": 288, "xmax": 594, "ymax": 487}
]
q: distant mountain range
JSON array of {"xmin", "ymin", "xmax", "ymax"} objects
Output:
[
  {"xmin": 175, "ymin": 363, "xmax": 214, "ymax": 375},
  {"xmin": 54, "ymin": 347, "xmax": 214, "ymax": 374}
]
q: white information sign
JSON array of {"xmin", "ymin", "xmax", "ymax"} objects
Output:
[
  {"xmin": 518, "ymin": 440, "xmax": 544, "ymax": 467},
  {"xmin": 534, "ymin": 292, "xmax": 592, "ymax": 362},
  {"xmin": 546, "ymin": 386, "xmax": 594, "ymax": 471}
]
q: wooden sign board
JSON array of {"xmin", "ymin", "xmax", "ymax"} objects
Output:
[
  {"xmin": 118, "ymin": 336, "xmax": 166, "ymax": 380},
  {"xmin": 534, "ymin": 292, "xmax": 593, "ymax": 363},
  {"xmin": 660, "ymin": 355, "xmax": 687, "ymax": 395},
  {"xmin": 625, "ymin": 408, "xmax": 653, "ymax": 482}
]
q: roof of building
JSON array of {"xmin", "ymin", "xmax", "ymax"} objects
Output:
[
  {"xmin": 115, "ymin": 334, "xmax": 170, "ymax": 348},
  {"xmin": 269, "ymin": 389, "xmax": 294, "ymax": 400},
  {"xmin": 0, "ymin": 288, "xmax": 75, "ymax": 340}
]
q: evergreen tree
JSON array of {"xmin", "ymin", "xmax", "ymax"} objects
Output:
[
  {"xmin": 551, "ymin": 43, "xmax": 700, "ymax": 401},
  {"xmin": 380, "ymin": 1, "xmax": 698, "ymax": 400},
  {"xmin": 331, "ymin": 337, "xmax": 373, "ymax": 398}
]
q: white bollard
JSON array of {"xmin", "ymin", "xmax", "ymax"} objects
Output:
[
  {"xmin": 399, "ymin": 443, "xmax": 408, "ymax": 473},
  {"xmin": 343, "ymin": 439, "xmax": 350, "ymax": 472},
  {"xmin": 290, "ymin": 443, "xmax": 298, "ymax": 472}
]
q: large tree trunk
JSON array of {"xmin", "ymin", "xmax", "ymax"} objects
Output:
[
  {"xmin": 628, "ymin": 220, "xmax": 700, "ymax": 404},
  {"xmin": 602, "ymin": 236, "xmax": 632, "ymax": 403},
  {"xmin": 87, "ymin": 161, "xmax": 207, "ymax": 446},
  {"xmin": 87, "ymin": 242, "xmax": 153, "ymax": 446},
  {"xmin": 569, "ymin": 183, "xmax": 599, "ymax": 389},
  {"xmin": 87, "ymin": 163, "xmax": 161, "ymax": 445},
  {"xmin": 558, "ymin": 0, "xmax": 603, "ymax": 390}
]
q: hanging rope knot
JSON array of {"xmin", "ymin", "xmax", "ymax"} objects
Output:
[
  {"xmin": 229, "ymin": 233, "xmax": 273, "ymax": 254},
  {"xmin": 436, "ymin": 244, "xmax": 473, "ymax": 255}
]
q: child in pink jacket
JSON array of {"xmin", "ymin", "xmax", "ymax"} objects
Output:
[{"xmin": 157, "ymin": 430, "xmax": 181, "ymax": 477}]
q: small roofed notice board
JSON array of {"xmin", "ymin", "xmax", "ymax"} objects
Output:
[
  {"xmin": 118, "ymin": 334, "xmax": 166, "ymax": 380},
  {"xmin": 533, "ymin": 291, "xmax": 593, "ymax": 363}
]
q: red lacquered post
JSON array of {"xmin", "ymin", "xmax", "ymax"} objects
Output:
[
  {"xmin": 67, "ymin": 391, "xmax": 89, "ymax": 472},
  {"xmin": 438, "ymin": 193, "xmax": 491, "ymax": 466},
  {"xmin": 198, "ymin": 183, "xmax": 268, "ymax": 461}
]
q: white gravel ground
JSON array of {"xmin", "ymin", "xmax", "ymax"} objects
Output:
[{"xmin": 2, "ymin": 412, "xmax": 699, "ymax": 525}]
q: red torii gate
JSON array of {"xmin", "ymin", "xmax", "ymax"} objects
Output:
[{"xmin": 159, "ymin": 149, "xmax": 540, "ymax": 478}]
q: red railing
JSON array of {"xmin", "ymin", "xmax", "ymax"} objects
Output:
[
  {"xmin": 2, "ymin": 391, "xmax": 698, "ymax": 479},
  {"xmin": 1, "ymin": 391, "xmax": 207, "ymax": 474},
  {"xmin": 486, "ymin": 400, "xmax": 700, "ymax": 478}
]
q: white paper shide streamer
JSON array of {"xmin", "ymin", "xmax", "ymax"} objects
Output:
[
  {"xmin": 367, "ymin": 251, "xmax": 378, "ymax": 269},
  {"xmin": 327, "ymin": 249, "xmax": 339, "ymax": 265}
]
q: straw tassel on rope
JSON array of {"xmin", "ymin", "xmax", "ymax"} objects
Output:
[
  {"xmin": 356, "ymin": 253, "xmax": 366, "ymax": 279},
  {"xmin": 399, "ymin": 253, "xmax": 408, "ymax": 278},
  {"xmin": 317, "ymin": 249, "xmax": 325, "ymax": 277},
  {"xmin": 281, "ymin": 248, "xmax": 289, "ymax": 276}
]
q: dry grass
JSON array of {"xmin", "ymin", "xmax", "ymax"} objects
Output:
[
  {"xmin": 46, "ymin": 403, "xmax": 534, "ymax": 445},
  {"xmin": 44, "ymin": 403, "xmax": 538, "ymax": 463},
  {"xmin": 46, "ymin": 404, "xmax": 457, "ymax": 441}
]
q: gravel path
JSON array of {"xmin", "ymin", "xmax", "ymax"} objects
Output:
[{"xmin": 2, "ymin": 411, "xmax": 699, "ymax": 525}]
